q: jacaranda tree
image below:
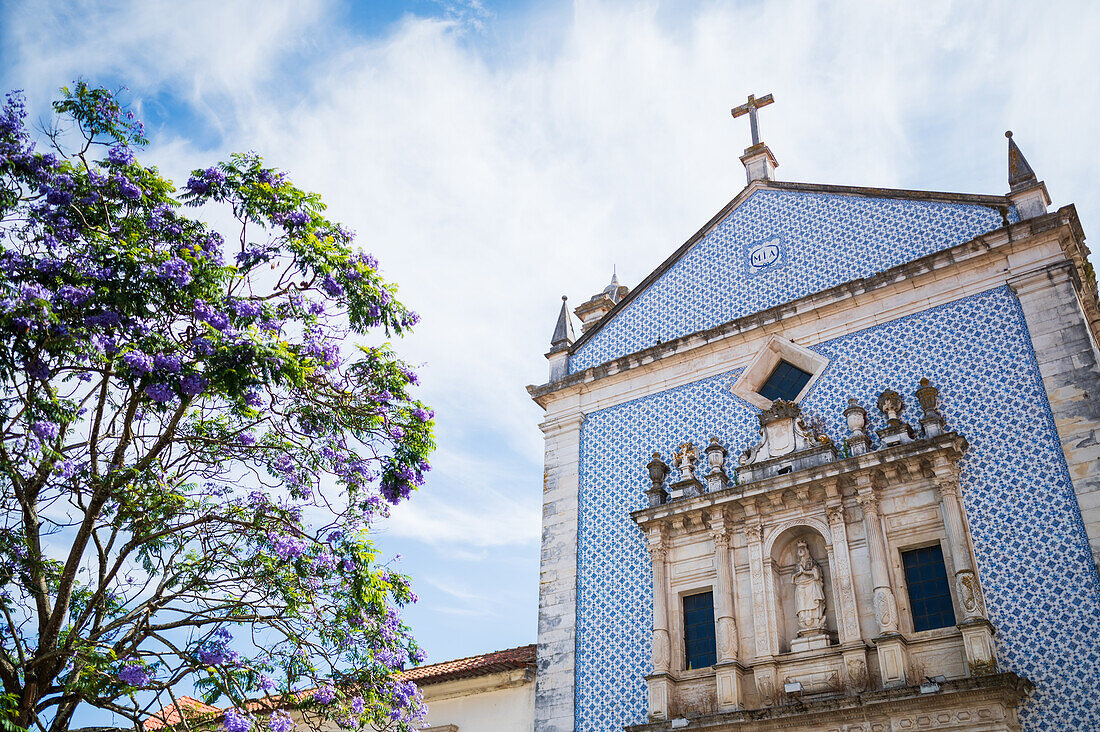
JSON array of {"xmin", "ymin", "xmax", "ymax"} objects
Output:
[{"xmin": 0, "ymin": 83, "xmax": 434, "ymax": 732}]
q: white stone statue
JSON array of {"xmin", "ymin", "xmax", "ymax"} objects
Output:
[{"xmin": 792, "ymin": 540, "xmax": 827, "ymax": 632}]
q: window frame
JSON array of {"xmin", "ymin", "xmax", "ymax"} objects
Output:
[
  {"xmin": 730, "ymin": 335, "xmax": 829, "ymax": 409},
  {"xmin": 681, "ymin": 590, "xmax": 718, "ymax": 671},
  {"xmin": 899, "ymin": 542, "xmax": 957, "ymax": 633}
]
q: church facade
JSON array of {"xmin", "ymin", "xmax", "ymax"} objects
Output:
[{"xmin": 529, "ymin": 101, "xmax": 1100, "ymax": 732}]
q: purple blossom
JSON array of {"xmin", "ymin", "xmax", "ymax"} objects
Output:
[
  {"xmin": 223, "ymin": 708, "xmax": 251, "ymax": 732},
  {"xmin": 144, "ymin": 382, "xmax": 175, "ymax": 404},
  {"xmin": 350, "ymin": 696, "xmax": 365, "ymax": 715},
  {"xmin": 342, "ymin": 558, "xmax": 356, "ymax": 572},
  {"xmin": 186, "ymin": 166, "xmax": 226, "ymax": 196},
  {"xmin": 191, "ymin": 337, "xmax": 215, "ymax": 356},
  {"xmin": 411, "ymin": 647, "xmax": 427, "ymax": 664},
  {"xmin": 312, "ymin": 552, "xmax": 336, "ymax": 573},
  {"xmin": 111, "ymin": 173, "xmax": 142, "ymax": 200},
  {"xmin": 285, "ymin": 211, "xmax": 310, "ymax": 228},
  {"xmin": 19, "ymin": 282, "xmax": 50, "ymax": 303},
  {"xmin": 118, "ymin": 662, "xmax": 152, "ymax": 687},
  {"xmin": 245, "ymin": 389, "xmax": 263, "ymax": 407},
  {"xmin": 270, "ymin": 534, "xmax": 307, "ymax": 561},
  {"xmin": 197, "ymin": 628, "xmax": 233, "ymax": 666},
  {"xmin": 313, "ymin": 685, "xmax": 337, "ymax": 705},
  {"xmin": 35, "ymin": 257, "xmax": 62, "ymax": 274},
  {"xmin": 107, "ymin": 144, "xmax": 135, "ymax": 166},
  {"xmin": 54, "ymin": 284, "xmax": 93, "ymax": 307},
  {"xmin": 181, "ymin": 373, "xmax": 208, "ymax": 396},
  {"xmin": 194, "ymin": 299, "xmax": 230, "ymax": 330},
  {"xmin": 232, "ymin": 299, "xmax": 262, "ymax": 318},
  {"xmin": 321, "ymin": 274, "xmax": 344, "ymax": 298},
  {"xmin": 412, "ymin": 407, "xmax": 433, "ymax": 422},
  {"xmin": 268, "ymin": 710, "xmax": 294, "ymax": 732},
  {"xmin": 154, "ymin": 353, "xmax": 181, "ymax": 373},
  {"xmin": 123, "ymin": 351, "xmax": 153, "ymax": 375},
  {"xmin": 157, "ymin": 257, "xmax": 192, "ymax": 287},
  {"xmin": 31, "ymin": 421, "xmax": 58, "ymax": 441},
  {"xmin": 258, "ymin": 674, "xmax": 276, "ymax": 692},
  {"xmin": 238, "ymin": 432, "xmax": 257, "ymax": 446}
]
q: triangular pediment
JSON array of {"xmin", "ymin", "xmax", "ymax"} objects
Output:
[{"xmin": 569, "ymin": 181, "xmax": 1011, "ymax": 373}]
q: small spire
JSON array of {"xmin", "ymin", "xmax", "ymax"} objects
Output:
[
  {"xmin": 550, "ymin": 295, "xmax": 575, "ymax": 349},
  {"xmin": 1006, "ymin": 130, "xmax": 1037, "ymax": 191}
]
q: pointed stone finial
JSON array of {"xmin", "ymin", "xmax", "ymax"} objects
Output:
[
  {"xmin": 1006, "ymin": 131, "xmax": 1037, "ymax": 191},
  {"xmin": 1004, "ymin": 131, "xmax": 1050, "ymax": 220},
  {"xmin": 546, "ymin": 296, "xmax": 575, "ymax": 382},
  {"xmin": 550, "ymin": 295, "xmax": 575, "ymax": 350}
]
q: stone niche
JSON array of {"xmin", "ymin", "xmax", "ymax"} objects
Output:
[
  {"xmin": 631, "ymin": 382, "xmax": 1031, "ymax": 731},
  {"xmin": 769, "ymin": 527, "xmax": 837, "ymax": 655}
]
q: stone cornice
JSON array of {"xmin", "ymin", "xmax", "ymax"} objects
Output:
[
  {"xmin": 623, "ymin": 672, "xmax": 1032, "ymax": 732},
  {"xmin": 631, "ymin": 433, "xmax": 968, "ymax": 529}
]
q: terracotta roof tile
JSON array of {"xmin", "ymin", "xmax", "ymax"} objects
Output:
[
  {"xmin": 398, "ymin": 644, "xmax": 536, "ymax": 685},
  {"xmin": 143, "ymin": 696, "xmax": 221, "ymax": 730}
]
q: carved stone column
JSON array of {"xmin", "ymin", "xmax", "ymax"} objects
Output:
[
  {"xmin": 936, "ymin": 477, "xmax": 986, "ymax": 621},
  {"xmin": 744, "ymin": 517, "xmax": 777, "ymax": 702},
  {"xmin": 858, "ymin": 492, "xmax": 899, "ymax": 635},
  {"xmin": 645, "ymin": 524, "xmax": 674, "ymax": 720},
  {"xmin": 825, "ymin": 502, "xmax": 869, "ymax": 686},
  {"xmin": 708, "ymin": 510, "xmax": 744, "ymax": 710},
  {"xmin": 858, "ymin": 484, "xmax": 908, "ymax": 688},
  {"xmin": 937, "ymin": 476, "xmax": 998, "ymax": 672}
]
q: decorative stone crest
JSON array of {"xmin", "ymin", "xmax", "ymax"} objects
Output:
[
  {"xmin": 669, "ymin": 442, "xmax": 703, "ymax": 499},
  {"xmin": 956, "ymin": 570, "xmax": 987, "ymax": 620},
  {"xmin": 874, "ymin": 587, "xmax": 900, "ymax": 633},
  {"xmin": 674, "ymin": 442, "xmax": 697, "ymax": 479},
  {"xmin": 738, "ymin": 400, "xmax": 838, "ymax": 482}
]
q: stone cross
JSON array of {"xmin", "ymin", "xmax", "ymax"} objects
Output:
[{"xmin": 731, "ymin": 93, "xmax": 774, "ymax": 147}]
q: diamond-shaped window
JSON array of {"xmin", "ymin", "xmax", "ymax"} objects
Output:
[{"xmin": 730, "ymin": 335, "xmax": 829, "ymax": 409}]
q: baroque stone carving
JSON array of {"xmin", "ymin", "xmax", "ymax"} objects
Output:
[
  {"xmin": 652, "ymin": 628, "xmax": 670, "ymax": 672},
  {"xmin": 956, "ymin": 569, "xmax": 987, "ymax": 620},
  {"xmin": 874, "ymin": 587, "xmax": 900, "ymax": 633},
  {"xmin": 716, "ymin": 615, "xmax": 739, "ymax": 661},
  {"xmin": 673, "ymin": 442, "xmax": 698, "ymax": 479},
  {"xmin": 740, "ymin": 400, "xmax": 817, "ymax": 465},
  {"xmin": 793, "ymin": 540, "xmax": 827, "ymax": 633}
]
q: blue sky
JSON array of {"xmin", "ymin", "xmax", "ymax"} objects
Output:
[{"xmin": 3, "ymin": 0, "xmax": 1099, "ymax": 725}]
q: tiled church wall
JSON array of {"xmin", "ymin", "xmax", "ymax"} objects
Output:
[
  {"xmin": 574, "ymin": 287, "xmax": 1100, "ymax": 732},
  {"xmin": 571, "ymin": 190, "xmax": 1015, "ymax": 373}
]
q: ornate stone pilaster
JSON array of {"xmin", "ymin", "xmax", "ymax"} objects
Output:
[
  {"xmin": 647, "ymin": 525, "xmax": 671, "ymax": 674},
  {"xmin": 645, "ymin": 524, "xmax": 673, "ymax": 721},
  {"xmin": 708, "ymin": 512, "xmax": 739, "ymax": 663},
  {"xmin": 857, "ymin": 492, "xmax": 899, "ymax": 635},
  {"xmin": 936, "ymin": 477, "xmax": 987, "ymax": 621},
  {"xmin": 858, "ymin": 484, "xmax": 908, "ymax": 688},
  {"xmin": 936, "ymin": 476, "xmax": 998, "ymax": 674},
  {"xmin": 744, "ymin": 519, "xmax": 773, "ymax": 664},
  {"xmin": 825, "ymin": 503, "xmax": 863, "ymax": 645},
  {"xmin": 709, "ymin": 510, "xmax": 744, "ymax": 710}
]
